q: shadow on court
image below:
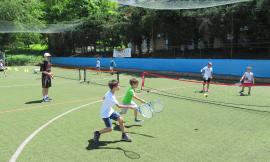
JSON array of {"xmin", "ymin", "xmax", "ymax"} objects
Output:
[
  {"xmin": 25, "ymin": 100, "xmax": 43, "ymax": 104},
  {"xmin": 113, "ymin": 123, "xmax": 155, "ymax": 138},
  {"xmin": 113, "ymin": 123, "xmax": 141, "ymax": 131},
  {"xmin": 86, "ymin": 139, "xmax": 141, "ymax": 159}
]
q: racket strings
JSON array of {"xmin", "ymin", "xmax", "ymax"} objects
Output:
[
  {"xmin": 150, "ymin": 100, "xmax": 164, "ymax": 113},
  {"xmin": 139, "ymin": 104, "xmax": 153, "ymax": 118}
]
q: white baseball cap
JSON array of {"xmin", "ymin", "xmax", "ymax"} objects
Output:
[
  {"xmin": 208, "ymin": 62, "xmax": 212, "ymax": 65},
  {"xmin": 44, "ymin": 53, "xmax": 51, "ymax": 57}
]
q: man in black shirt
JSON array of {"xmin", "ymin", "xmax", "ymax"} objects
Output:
[{"xmin": 40, "ymin": 53, "xmax": 53, "ymax": 102}]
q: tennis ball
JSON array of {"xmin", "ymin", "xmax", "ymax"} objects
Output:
[{"xmin": 204, "ymin": 93, "xmax": 208, "ymax": 97}]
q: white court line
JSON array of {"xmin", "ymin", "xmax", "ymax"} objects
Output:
[
  {"xmin": 9, "ymin": 85, "xmax": 183, "ymax": 162},
  {"xmin": 9, "ymin": 100, "xmax": 102, "ymax": 162},
  {"xmin": 0, "ymin": 83, "xmax": 41, "ymax": 88},
  {"xmin": 1, "ymin": 75, "xmax": 129, "ymax": 88},
  {"xmin": 0, "ymin": 81, "xmax": 74, "ymax": 88}
]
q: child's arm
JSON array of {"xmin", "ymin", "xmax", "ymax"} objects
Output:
[
  {"xmin": 133, "ymin": 94, "xmax": 146, "ymax": 103},
  {"xmin": 200, "ymin": 68, "xmax": 204, "ymax": 73},
  {"xmin": 201, "ymin": 67, "xmax": 205, "ymax": 76},
  {"xmin": 116, "ymin": 103, "xmax": 136, "ymax": 110},
  {"xmin": 41, "ymin": 71, "xmax": 53, "ymax": 78},
  {"xmin": 240, "ymin": 74, "xmax": 245, "ymax": 82}
]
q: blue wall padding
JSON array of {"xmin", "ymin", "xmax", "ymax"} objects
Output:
[{"xmin": 51, "ymin": 57, "xmax": 270, "ymax": 78}]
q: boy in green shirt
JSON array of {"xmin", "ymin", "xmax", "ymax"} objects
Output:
[{"xmin": 120, "ymin": 78, "xmax": 146, "ymax": 123}]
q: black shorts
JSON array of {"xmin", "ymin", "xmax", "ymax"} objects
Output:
[
  {"xmin": 42, "ymin": 75, "xmax": 52, "ymax": 88},
  {"xmin": 0, "ymin": 69, "xmax": 4, "ymax": 71},
  {"xmin": 203, "ymin": 78, "xmax": 211, "ymax": 83}
]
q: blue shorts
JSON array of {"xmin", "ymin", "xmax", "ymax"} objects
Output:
[{"xmin": 102, "ymin": 112, "xmax": 120, "ymax": 128}]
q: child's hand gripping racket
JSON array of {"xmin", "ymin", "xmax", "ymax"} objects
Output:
[{"xmin": 137, "ymin": 103, "xmax": 153, "ymax": 118}]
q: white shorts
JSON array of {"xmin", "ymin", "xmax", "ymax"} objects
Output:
[
  {"xmin": 119, "ymin": 101, "xmax": 138, "ymax": 114},
  {"xmin": 110, "ymin": 66, "xmax": 113, "ymax": 70}
]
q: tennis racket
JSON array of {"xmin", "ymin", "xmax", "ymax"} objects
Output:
[
  {"xmin": 149, "ymin": 100, "xmax": 164, "ymax": 113},
  {"xmin": 137, "ymin": 103, "xmax": 153, "ymax": 118}
]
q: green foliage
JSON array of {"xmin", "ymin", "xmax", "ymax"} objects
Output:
[
  {"xmin": 0, "ymin": 0, "xmax": 269, "ymax": 57},
  {"xmin": 6, "ymin": 54, "xmax": 43, "ymax": 66},
  {"xmin": 30, "ymin": 44, "xmax": 48, "ymax": 51},
  {"xmin": 0, "ymin": 0, "xmax": 44, "ymax": 49}
]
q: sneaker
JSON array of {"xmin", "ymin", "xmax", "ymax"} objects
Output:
[
  {"xmin": 239, "ymin": 90, "xmax": 244, "ymax": 93},
  {"xmin": 134, "ymin": 119, "xmax": 144, "ymax": 123},
  {"xmin": 42, "ymin": 98, "xmax": 50, "ymax": 102},
  {"xmin": 46, "ymin": 96, "xmax": 53, "ymax": 100},
  {"xmin": 121, "ymin": 133, "xmax": 132, "ymax": 142},
  {"xmin": 93, "ymin": 131, "xmax": 100, "ymax": 143}
]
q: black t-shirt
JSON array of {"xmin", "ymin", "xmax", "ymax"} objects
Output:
[{"xmin": 40, "ymin": 60, "xmax": 51, "ymax": 77}]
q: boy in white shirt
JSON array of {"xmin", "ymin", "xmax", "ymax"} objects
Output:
[
  {"xmin": 110, "ymin": 58, "xmax": 116, "ymax": 75},
  {"xmin": 0, "ymin": 59, "xmax": 6, "ymax": 77},
  {"xmin": 96, "ymin": 58, "xmax": 101, "ymax": 74},
  {"xmin": 239, "ymin": 66, "xmax": 254, "ymax": 96},
  {"xmin": 200, "ymin": 62, "xmax": 213, "ymax": 92},
  {"xmin": 93, "ymin": 80, "xmax": 136, "ymax": 143}
]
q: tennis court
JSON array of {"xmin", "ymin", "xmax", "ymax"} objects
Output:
[{"xmin": 1, "ymin": 66, "xmax": 270, "ymax": 162}]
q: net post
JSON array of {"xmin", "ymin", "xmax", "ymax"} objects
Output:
[
  {"xmin": 117, "ymin": 71, "xmax": 120, "ymax": 83},
  {"xmin": 79, "ymin": 68, "xmax": 81, "ymax": 81},
  {"xmin": 84, "ymin": 68, "xmax": 86, "ymax": 82},
  {"xmin": 141, "ymin": 72, "xmax": 146, "ymax": 90}
]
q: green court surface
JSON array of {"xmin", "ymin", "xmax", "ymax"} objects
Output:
[{"xmin": 1, "ymin": 66, "xmax": 270, "ymax": 162}]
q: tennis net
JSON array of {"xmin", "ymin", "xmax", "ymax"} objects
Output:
[
  {"xmin": 84, "ymin": 68, "xmax": 120, "ymax": 86},
  {"xmin": 140, "ymin": 71, "xmax": 270, "ymax": 112}
]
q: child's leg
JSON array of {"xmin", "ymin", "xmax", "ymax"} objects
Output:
[
  {"xmin": 100, "ymin": 118, "xmax": 113, "ymax": 134},
  {"xmin": 45, "ymin": 88, "xmax": 49, "ymax": 97},
  {"xmin": 93, "ymin": 118, "xmax": 113, "ymax": 142},
  {"xmin": 94, "ymin": 127, "xmax": 111, "ymax": 142},
  {"xmin": 99, "ymin": 127, "xmax": 113, "ymax": 134},
  {"xmin": 240, "ymin": 86, "xmax": 245, "ymax": 92},
  {"xmin": 117, "ymin": 116, "xmax": 132, "ymax": 141},
  {"xmin": 206, "ymin": 83, "xmax": 210, "ymax": 91},
  {"xmin": 248, "ymin": 87, "xmax": 251, "ymax": 95},
  {"xmin": 117, "ymin": 117, "xmax": 125, "ymax": 133},
  {"xmin": 42, "ymin": 88, "xmax": 46, "ymax": 98},
  {"xmin": 202, "ymin": 83, "xmax": 205, "ymax": 91},
  {"xmin": 130, "ymin": 101, "xmax": 142, "ymax": 122},
  {"xmin": 134, "ymin": 110, "xmax": 138, "ymax": 120}
]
